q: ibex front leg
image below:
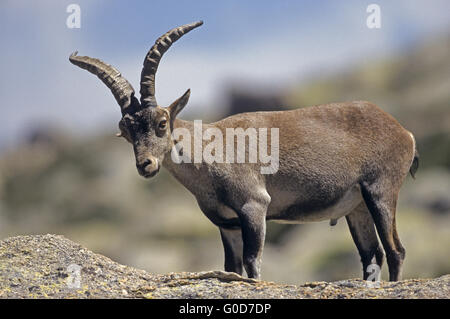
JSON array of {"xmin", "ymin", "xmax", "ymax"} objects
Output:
[
  {"xmin": 219, "ymin": 227, "xmax": 243, "ymax": 275},
  {"xmin": 237, "ymin": 200, "xmax": 268, "ymax": 279}
]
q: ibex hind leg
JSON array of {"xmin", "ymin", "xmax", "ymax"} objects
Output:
[
  {"xmin": 360, "ymin": 180, "xmax": 406, "ymax": 281},
  {"xmin": 346, "ymin": 202, "xmax": 384, "ymax": 280}
]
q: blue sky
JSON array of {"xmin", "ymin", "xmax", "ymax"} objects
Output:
[{"xmin": 1, "ymin": 0, "xmax": 449, "ymax": 149}]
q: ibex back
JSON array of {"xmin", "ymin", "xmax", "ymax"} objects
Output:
[{"xmin": 70, "ymin": 21, "xmax": 419, "ymax": 281}]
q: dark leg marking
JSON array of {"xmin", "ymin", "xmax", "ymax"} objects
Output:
[
  {"xmin": 219, "ymin": 227, "xmax": 243, "ymax": 275},
  {"xmin": 237, "ymin": 201, "xmax": 268, "ymax": 279},
  {"xmin": 360, "ymin": 181, "xmax": 405, "ymax": 281},
  {"xmin": 346, "ymin": 202, "xmax": 384, "ymax": 280}
]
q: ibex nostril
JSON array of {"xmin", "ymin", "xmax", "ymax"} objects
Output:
[
  {"xmin": 142, "ymin": 158, "xmax": 152, "ymax": 167},
  {"xmin": 137, "ymin": 157, "xmax": 159, "ymax": 177}
]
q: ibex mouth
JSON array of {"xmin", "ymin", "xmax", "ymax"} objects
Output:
[{"xmin": 141, "ymin": 167, "xmax": 160, "ymax": 178}]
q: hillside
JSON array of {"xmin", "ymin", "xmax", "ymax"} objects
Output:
[{"xmin": 0, "ymin": 235, "xmax": 448, "ymax": 299}]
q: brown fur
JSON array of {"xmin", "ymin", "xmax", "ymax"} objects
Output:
[{"xmin": 70, "ymin": 22, "xmax": 418, "ymax": 281}]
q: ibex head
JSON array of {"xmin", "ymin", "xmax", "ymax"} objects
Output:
[{"xmin": 70, "ymin": 21, "xmax": 203, "ymax": 178}]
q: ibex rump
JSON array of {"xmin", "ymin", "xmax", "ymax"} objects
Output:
[{"xmin": 70, "ymin": 21, "xmax": 418, "ymax": 281}]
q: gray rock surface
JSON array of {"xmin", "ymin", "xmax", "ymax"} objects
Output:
[{"xmin": 0, "ymin": 234, "xmax": 448, "ymax": 299}]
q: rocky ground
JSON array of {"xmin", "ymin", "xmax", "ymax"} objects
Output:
[{"xmin": 0, "ymin": 234, "xmax": 448, "ymax": 299}]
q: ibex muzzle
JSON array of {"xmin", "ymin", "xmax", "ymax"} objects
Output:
[{"xmin": 70, "ymin": 21, "xmax": 419, "ymax": 282}]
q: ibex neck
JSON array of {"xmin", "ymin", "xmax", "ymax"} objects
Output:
[
  {"xmin": 172, "ymin": 118, "xmax": 195, "ymax": 131},
  {"xmin": 161, "ymin": 118, "xmax": 199, "ymax": 189}
]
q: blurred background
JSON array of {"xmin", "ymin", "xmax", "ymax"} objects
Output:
[{"xmin": 0, "ymin": 0, "xmax": 449, "ymax": 284}]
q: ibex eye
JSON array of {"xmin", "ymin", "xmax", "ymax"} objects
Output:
[{"xmin": 158, "ymin": 119, "xmax": 167, "ymax": 129}]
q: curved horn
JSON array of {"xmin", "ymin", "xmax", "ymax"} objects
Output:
[
  {"xmin": 69, "ymin": 51, "xmax": 137, "ymax": 112},
  {"xmin": 140, "ymin": 21, "xmax": 203, "ymax": 107}
]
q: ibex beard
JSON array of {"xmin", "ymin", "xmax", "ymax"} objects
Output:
[{"xmin": 70, "ymin": 21, "xmax": 419, "ymax": 282}]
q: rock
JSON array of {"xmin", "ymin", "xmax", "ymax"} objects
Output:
[{"xmin": 0, "ymin": 234, "xmax": 448, "ymax": 299}]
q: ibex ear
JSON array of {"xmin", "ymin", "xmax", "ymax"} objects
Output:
[{"xmin": 168, "ymin": 89, "xmax": 190, "ymax": 121}]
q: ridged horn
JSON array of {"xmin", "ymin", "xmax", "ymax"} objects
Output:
[
  {"xmin": 140, "ymin": 21, "xmax": 203, "ymax": 107},
  {"xmin": 69, "ymin": 51, "xmax": 137, "ymax": 111}
]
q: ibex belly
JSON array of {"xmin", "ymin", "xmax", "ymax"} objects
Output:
[{"xmin": 268, "ymin": 184, "xmax": 363, "ymax": 224}]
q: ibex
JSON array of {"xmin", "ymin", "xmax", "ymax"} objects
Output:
[{"xmin": 70, "ymin": 21, "xmax": 419, "ymax": 281}]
